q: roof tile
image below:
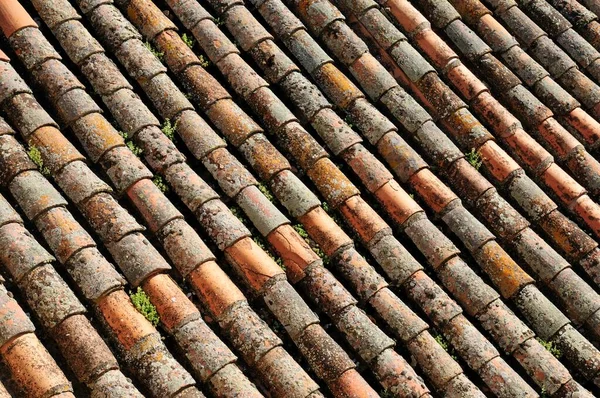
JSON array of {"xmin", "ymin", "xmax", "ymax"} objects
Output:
[
  {"xmin": 3, "ymin": 0, "xmax": 600, "ymax": 393},
  {"xmin": 2, "ymin": 333, "xmax": 74, "ymax": 397}
]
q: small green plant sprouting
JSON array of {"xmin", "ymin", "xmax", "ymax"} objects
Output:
[
  {"xmin": 321, "ymin": 201, "xmax": 342, "ymax": 225},
  {"xmin": 121, "ymin": 132, "xmax": 143, "ymax": 156},
  {"xmin": 409, "ymin": 193, "xmax": 414, "ymax": 199},
  {"xmin": 537, "ymin": 338, "xmax": 562, "ymax": 359},
  {"xmin": 344, "ymin": 114, "xmax": 354, "ymax": 129},
  {"xmin": 230, "ymin": 205, "xmax": 249, "ymax": 225},
  {"xmin": 153, "ymin": 175, "xmax": 169, "ymax": 194},
  {"xmin": 380, "ymin": 390, "xmax": 394, "ymax": 398},
  {"xmin": 130, "ymin": 287, "xmax": 160, "ymax": 326},
  {"xmin": 293, "ymin": 223, "xmax": 328, "ymax": 265},
  {"xmin": 215, "ymin": 17, "xmax": 224, "ymax": 26},
  {"xmin": 161, "ymin": 119, "xmax": 177, "ymax": 142},
  {"xmin": 28, "ymin": 145, "xmax": 50, "ymax": 176},
  {"xmin": 466, "ymin": 148, "xmax": 482, "ymax": 170},
  {"xmin": 257, "ymin": 183, "xmax": 275, "ymax": 203},
  {"xmin": 434, "ymin": 334, "xmax": 449, "ymax": 351},
  {"xmin": 434, "ymin": 333, "xmax": 457, "ymax": 360},
  {"xmin": 181, "ymin": 33, "xmax": 195, "ymax": 49},
  {"xmin": 293, "ymin": 223, "xmax": 309, "ymax": 239},
  {"xmin": 313, "ymin": 246, "xmax": 330, "ymax": 266},
  {"xmin": 198, "ymin": 55, "xmax": 211, "ymax": 68},
  {"xmin": 252, "ymin": 235, "xmax": 285, "ymax": 270},
  {"xmin": 144, "ymin": 40, "xmax": 164, "ymax": 62}
]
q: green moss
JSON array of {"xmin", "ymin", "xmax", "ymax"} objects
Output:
[
  {"xmin": 130, "ymin": 287, "xmax": 160, "ymax": 326},
  {"xmin": 321, "ymin": 202, "xmax": 342, "ymax": 226},
  {"xmin": 434, "ymin": 333, "xmax": 448, "ymax": 351},
  {"xmin": 161, "ymin": 119, "xmax": 177, "ymax": 142},
  {"xmin": 181, "ymin": 33, "xmax": 195, "ymax": 49},
  {"xmin": 27, "ymin": 145, "xmax": 50, "ymax": 176},
  {"xmin": 313, "ymin": 246, "xmax": 330, "ymax": 266},
  {"xmin": 344, "ymin": 114, "xmax": 354, "ymax": 129},
  {"xmin": 152, "ymin": 175, "xmax": 169, "ymax": 194},
  {"xmin": 144, "ymin": 41, "xmax": 164, "ymax": 63},
  {"xmin": 434, "ymin": 333, "xmax": 457, "ymax": 360},
  {"xmin": 121, "ymin": 131, "xmax": 143, "ymax": 156},
  {"xmin": 198, "ymin": 55, "xmax": 211, "ymax": 68},
  {"xmin": 537, "ymin": 338, "xmax": 562, "ymax": 359},
  {"xmin": 257, "ymin": 183, "xmax": 275, "ymax": 203},
  {"xmin": 293, "ymin": 223, "xmax": 309, "ymax": 239},
  {"xmin": 253, "ymin": 235, "xmax": 285, "ymax": 270},
  {"xmin": 466, "ymin": 148, "xmax": 482, "ymax": 170},
  {"xmin": 230, "ymin": 205, "xmax": 249, "ymax": 225},
  {"xmin": 292, "ymin": 223, "xmax": 329, "ymax": 265}
]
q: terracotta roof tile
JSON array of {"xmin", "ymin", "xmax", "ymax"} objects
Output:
[{"xmin": 0, "ymin": 0, "xmax": 600, "ymax": 394}]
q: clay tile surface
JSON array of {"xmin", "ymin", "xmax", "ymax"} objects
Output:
[{"xmin": 2, "ymin": 0, "xmax": 600, "ymax": 395}]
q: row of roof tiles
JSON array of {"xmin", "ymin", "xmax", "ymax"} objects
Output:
[{"xmin": 0, "ymin": 0, "xmax": 599, "ymax": 396}]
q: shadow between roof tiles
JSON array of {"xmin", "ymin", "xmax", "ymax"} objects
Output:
[
  {"xmin": 340, "ymin": 0, "xmax": 600, "ymax": 359},
  {"xmin": 0, "ymin": 79, "xmax": 206, "ymax": 398},
  {"xmin": 0, "ymin": 186, "xmax": 143, "ymax": 397},
  {"xmin": 0, "ymin": 0, "xmax": 405, "ymax": 396},
  {"xmin": 0, "ymin": 278, "xmax": 75, "ymax": 398},
  {"xmin": 585, "ymin": 0, "xmax": 600, "ymax": 19},
  {"xmin": 249, "ymin": 0, "xmax": 600, "ymax": 299},
  {"xmin": 558, "ymin": 2, "xmax": 600, "ymax": 53},
  {"xmin": 231, "ymin": 0, "xmax": 600, "ymax": 393},
  {"xmin": 444, "ymin": 0, "xmax": 600, "ymax": 148},
  {"xmin": 482, "ymin": 0, "xmax": 600, "ymax": 118},
  {"xmin": 54, "ymin": 0, "xmax": 440, "ymax": 396},
  {"xmin": 519, "ymin": 0, "xmax": 600, "ymax": 63},
  {"xmin": 103, "ymin": 0, "xmax": 540, "ymax": 394},
  {"xmin": 0, "ymin": 379, "xmax": 10, "ymax": 398},
  {"xmin": 90, "ymin": 0, "xmax": 599, "ymax": 395},
  {"xmin": 0, "ymin": 6, "xmax": 252, "ymax": 398},
  {"xmin": 370, "ymin": 0, "xmax": 600, "ymax": 205},
  {"xmin": 3, "ymin": 0, "xmax": 600, "ymax": 394},
  {"xmin": 388, "ymin": 0, "xmax": 600, "ymax": 285},
  {"xmin": 515, "ymin": 0, "xmax": 600, "ymax": 85},
  {"xmin": 338, "ymin": 0, "xmax": 600, "ymax": 246},
  {"xmin": 30, "ymin": 0, "xmax": 437, "ymax": 395}
]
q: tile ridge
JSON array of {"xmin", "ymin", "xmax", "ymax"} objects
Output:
[
  {"xmin": 581, "ymin": 0, "xmax": 600, "ymax": 18},
  {"xmin": 544, "ymin": 0, "xmax": 600, "ymax": 52},
  {"xmin": 0, "ymin": 46, "xmax": 206, "ymax": 398},
  {"xmin": 382, "ymin": 0, "xmax": 600, "ymax": 197},
  {"xmin": 2, "ymin": 3, "xmax": 309, "ymax": 396},
  {"xmin": 341, "ymin": 0, "xmax": 600, "ymax": 240},
  {"xmin": 0, "ymin": 193, "xmax": 143, "ymax": 396},
  {"xmin": 100, "ymin": 0, "xmax": 491, "ymax": 394},
  {"xmin": 0, "ymin": 282, "xmax": 74, "ymax": 397},
  {"xmin": 349, "ymin": 11, "xmax": 600, "ymax": 388},
  {"xmin": 271, "ymin": 0, "xmax": 599, "ymax": 393},
  {"xmin": 354, "ymin": 0, "xmax": 600, "ymax": 341},
  {"xmin": 25, "ymin": 0, "xmax": 376, "ymax": 396},
  {"xmin": 483, "ymin": 0, "xmax": 600, "ymax": 116},
  {"xmin": 516, "ymin": 0, "xmax": 600, "ymax": 83},
  {"xmin": 126, "ymin": 0, "xmax": 580, "ymax": 396},
  {"xmin": 403, "ymin": 0, "xmax": 600, "ymax": 278},
  {"xmin": 0, "ymin": 102, "xmax": 202, "ymax": 397}
]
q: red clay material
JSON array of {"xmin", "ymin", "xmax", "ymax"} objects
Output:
[{"xmin": 3, "ymin": 0, "xmax": 600, "ymax": 395}]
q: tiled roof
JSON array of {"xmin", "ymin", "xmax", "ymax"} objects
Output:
[{"xmin": 0, "ymin": 0, "xmax": 598, "ymax": 396}]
